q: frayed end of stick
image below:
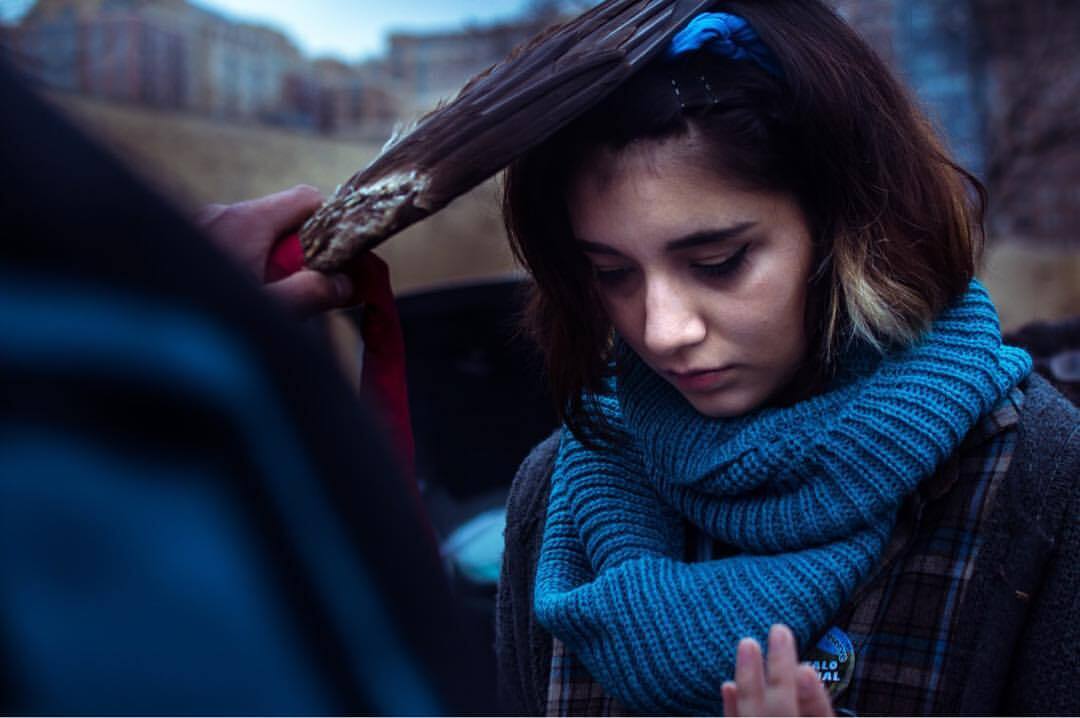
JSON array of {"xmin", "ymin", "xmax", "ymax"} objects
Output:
[{"xmin": 299, "ymin": 170, "xmax": 432, "ymax": 272}]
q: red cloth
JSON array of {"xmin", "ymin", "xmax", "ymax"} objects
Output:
[
  {"xmin": 265, "ymin": 232, "xmax": 305, "ymax": 284},
  {"xmin": 267, "ymin": 234, "xmax": 416, "ymax": 482}
]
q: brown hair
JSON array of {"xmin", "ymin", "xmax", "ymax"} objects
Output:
[{"xmin": 503, "ymin": 0, "xmax": 985, "ymax": 439}]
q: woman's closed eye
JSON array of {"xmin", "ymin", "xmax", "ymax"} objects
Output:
[
  {"xmin": 691, "ymin": 243, "xmax": 749, "ymax": 279},
  {"xmin": 591, "ymin": 243, "xmax": 751, "ymax": 287},
  {"xmin": 593, "ymin": 265, "xmax": 634, "ymax": 286}
]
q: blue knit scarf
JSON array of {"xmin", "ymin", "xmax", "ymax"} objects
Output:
[{"xmin": 533, "ymin": 281, "xmax": 1031, "ymax": 714}]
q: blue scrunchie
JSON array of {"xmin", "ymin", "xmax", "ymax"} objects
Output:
[{"xmin": 666, "ymin": 12, "xmax": 782, "ymax": 78}]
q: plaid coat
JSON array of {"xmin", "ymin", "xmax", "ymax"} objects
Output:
[{"xmin": 496, "ymin": 374, "xmax": 1080, "ymax": 715}]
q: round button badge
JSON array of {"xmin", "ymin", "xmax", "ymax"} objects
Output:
[{"xmin": 803, "ymin": 627, "xmax": 855, "ymax": 699}]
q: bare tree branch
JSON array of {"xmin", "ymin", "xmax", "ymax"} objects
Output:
[{"xmin": 973, "ymin": 0, "xmax": 1080, "ymax": 228}]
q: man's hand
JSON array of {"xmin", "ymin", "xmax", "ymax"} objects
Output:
[
  {"xmin": 197, "ymin": 185, "xmax": 353, "ymax": 316},
  {"xmin": 721, "ymin": 625, "xmax": 834, "ymax": 717}
]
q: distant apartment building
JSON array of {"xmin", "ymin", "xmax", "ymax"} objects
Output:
[
  {"xmin": 190, "ymin": 17, "xmax": 302, "ymax": 119},
  {"xmin": 386, "ymin": 20, "xmax": 545, "ymax": 115},
  {"xmin": 308, "ymin": 58, "xmax": 399, "ymax": 139},
  {"xmin": 5, "ymin": 0, "xmax": 304, "ymax": 122},
  {"xmin": 4, "ymin": 0, "xmax": 404, "ymax": 137},
  {"xmin": 5, "ymin": 2, "xmax": 549, "ymax": 131}
]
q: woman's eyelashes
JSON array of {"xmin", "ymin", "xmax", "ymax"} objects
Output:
[
  {"xmin": 592, "ymin": 243, "xmax": 751, "ymax": 287},
  {"xmin": 692, "ymin": 243, "xmax": 750, "ymax": 279},
  {"xmin": 593, "ymin": 265, "xmax": 633, "ymax": 285}
]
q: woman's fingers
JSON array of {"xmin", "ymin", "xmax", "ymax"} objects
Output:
[
  {"xmin": 763, "ymin": 624, "xmax": 799, "ymax": 716},
  {"xmin": 266, "ymin": 269, "xmax": 353, "ymax": 316},
  {"xmin": 242, "ymin": 184, "xmax": 324, "ymax": 236},
  {"xmin": 721, "ymin": 680, "xmax": 738, "ymax": 716},
  {"xmin": 734, "ymin": 637, "xmax": 766, "ymax": 715},
  {"xmin": 728, "ymin": 625, "xmax": 834, "ymax": 716},
  {"xmin": 796, "ymin": 663, "xmax": 835, "ymax": 716}
]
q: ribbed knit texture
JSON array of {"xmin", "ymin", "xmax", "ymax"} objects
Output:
[{"xmin": 533, "ymin": 281, "xmax": 1032, "ymax": 715}]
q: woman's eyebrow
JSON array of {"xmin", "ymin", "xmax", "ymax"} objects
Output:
[
  {"xmin": 576, "ymin": 239, "xmax": 624, "ymax": 256},
  {"xmin": 575, "ymin": 222, "xmax": 757, "ymax": 256},
  {"xmin": 665, "ymin": 222, "xmax": 757, "ymax": 251}
]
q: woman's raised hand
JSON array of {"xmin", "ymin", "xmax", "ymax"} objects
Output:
[{"xmin": 722, "ymin": 624, "xmax": 834, "ymax": 717}]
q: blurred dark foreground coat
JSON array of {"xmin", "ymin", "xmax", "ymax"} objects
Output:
[{"xmin": 0, "ymin": 62, "xmax": 491, "ymax": 715}]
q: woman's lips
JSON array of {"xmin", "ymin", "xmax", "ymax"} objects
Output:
[{"xmin": 666, "ymin": 367, "xmax": 735, "ymax": 393}]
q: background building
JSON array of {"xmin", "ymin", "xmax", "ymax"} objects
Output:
[
  {"xmin": 385, "ymin": 19, "xmax": 545, "ymax": 115},
  {"xmin": 3, "ymin": 0, "xmax": 1078, "ymax": 247},
  {"xmin": 2, "ymin": 0, "xmax": 547, "ymax": 138},
  {"xmin": 5, "ymin": 0, "xmax": 301, "ymax": 116},
  {"xmin": 4, "ymin": 0, "xmax": 341, "ymax": 130}
]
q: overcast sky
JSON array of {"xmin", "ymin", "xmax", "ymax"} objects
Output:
[{"xmin": 0, "ymin": 0, "xmax": 532, "ymax": 60}]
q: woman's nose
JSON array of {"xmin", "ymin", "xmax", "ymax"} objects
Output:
[{"xmin": 642, "ymin": 277, "xmax": 707, "ymax": 356}]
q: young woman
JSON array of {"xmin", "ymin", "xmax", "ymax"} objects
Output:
[{"xmin": 495, "ymin": 1, "xmax": 1080, "ymax": 715}]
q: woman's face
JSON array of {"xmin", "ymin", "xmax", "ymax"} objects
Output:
[{"xmin": 567, "ymin": 138, "xmax": 816, "ymax": 417}]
